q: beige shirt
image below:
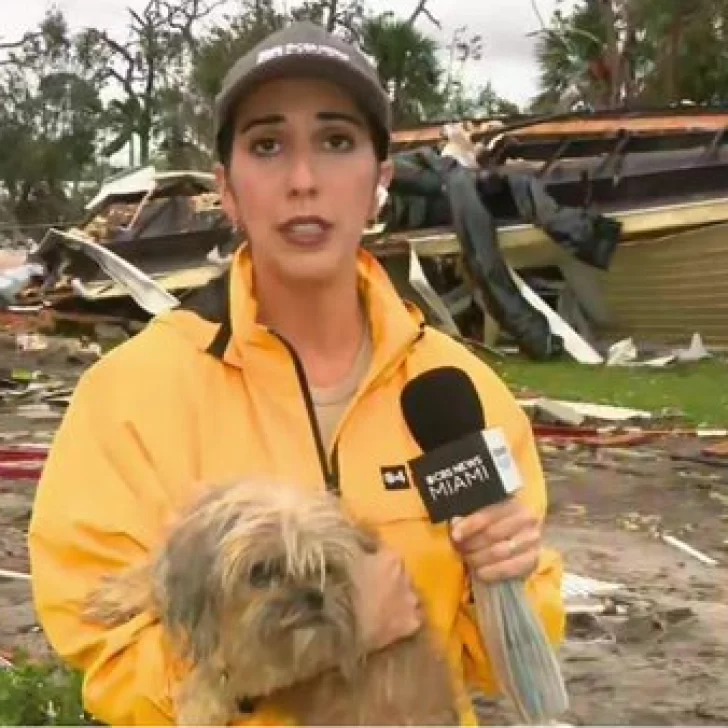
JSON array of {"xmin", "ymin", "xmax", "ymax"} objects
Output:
[{"xmin": 310, "ymin": 320, "xmax": 373, "ymax": 451}]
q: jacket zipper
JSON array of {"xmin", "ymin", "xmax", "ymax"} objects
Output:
[
  {"xmin": 269, "ymin": 331, "xmax": 340, "ymax": 495},
  {"xmin": 268, "ymin": 322, "xmax": 424, "ymax": 496}
]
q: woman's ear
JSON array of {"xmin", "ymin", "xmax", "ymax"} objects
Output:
[
  {"xmin": 214, "ymin": 162, "xmax": 240, "ymax": 230},
  {"xmin": 378, "ymin": 158, "xmax": 394, "ymax": 189}
]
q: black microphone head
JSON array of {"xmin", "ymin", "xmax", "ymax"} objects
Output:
[{"xmin": 400, "ymin": 366, "xmax": 485, "ymax": 452}]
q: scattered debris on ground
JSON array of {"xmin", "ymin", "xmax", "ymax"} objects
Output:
[
  {"xmin": 1, "ymin": 331, "xmax": 727, "ymax": 726},
  {"xmin": 478, "ymin": 437, "xmax": 728, "ymax": 726}
]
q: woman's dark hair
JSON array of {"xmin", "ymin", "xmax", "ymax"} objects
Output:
[{"xmin": 216, "ymin": 122, "xmax": 235, "ymax": 170}]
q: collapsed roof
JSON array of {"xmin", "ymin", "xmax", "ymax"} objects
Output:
[{"xmin": 8, "ymin": 107, "xmax": 728, "ymax": 354}]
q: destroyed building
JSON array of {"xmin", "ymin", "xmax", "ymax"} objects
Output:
[{"xmin": 4, "ymin": 106, "xmax": 728, "ymax": 360}]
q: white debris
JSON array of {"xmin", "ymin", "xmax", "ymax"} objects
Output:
[
  {"xmin": 519, "ymin": 397, "xmax": 652, "ymax": 422},
  {"xmin": 662, "ymin": 534, "xmax": 719, "ymax": 566}
]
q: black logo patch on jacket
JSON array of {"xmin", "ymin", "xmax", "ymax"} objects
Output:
[{"xmin": 380, "ymin": 464, "xmax": 410, "ymax": 490}]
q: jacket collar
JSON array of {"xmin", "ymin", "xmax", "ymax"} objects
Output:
[
  {"xmin": 222, "ymin": 246, "xmax": 424, "ymax": 376},
  {"xmin": 165, "ymin": 245, "xmax": 425, "ymax": 384}
]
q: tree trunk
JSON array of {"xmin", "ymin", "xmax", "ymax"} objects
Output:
[
  {"xmin": 139, "ymin": 113, "xmax": 152, "ymax": 165},
  {"xmin": 599, "ymin": 0, "xmax": 622, "ymax": 107},
  {"xmin": 326, "ymin": 0, "xmax": 338, "ymax": 32},
  {"xmin": 664, "ymin": 17, "xmax": 682, "ymax": 102}
]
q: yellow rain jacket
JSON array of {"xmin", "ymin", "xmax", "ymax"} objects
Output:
[{"xmin": 28, "ymin": 247, "xmax": 565, "ymax": 726}]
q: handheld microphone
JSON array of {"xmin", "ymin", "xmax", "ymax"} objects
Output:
[
  {"xmin": 401, "ymin": 366, "xmax": 524, "ymax": 523},
  {"xmin": 400, "ymin": 366, "xmax": 569, "ymax": 725}
]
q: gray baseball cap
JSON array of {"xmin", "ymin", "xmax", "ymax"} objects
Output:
[{"xmin": 214, "ymin": 21, "xmax": 392, "ymax": 160}]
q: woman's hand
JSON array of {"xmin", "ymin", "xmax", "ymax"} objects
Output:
[
  {"xmin": 450, "ymin": 499, "xmax": 542, "ymax": 582},
  {"xmin": 353, "ymin": 547, "xmax": 423, "ymax": 652}
]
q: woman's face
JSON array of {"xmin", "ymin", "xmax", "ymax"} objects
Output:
[{"xmin": 217, "ymin": 77, "xmax": 391, "ymax": 288}]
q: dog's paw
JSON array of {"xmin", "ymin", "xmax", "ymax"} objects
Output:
[
  {"xmin": 82, "ymin": 575, "xmax": 148, "ymax": 626},
  {"xmin": 82, "ymin": 592, "xmax": 135, "ymax": 626}
]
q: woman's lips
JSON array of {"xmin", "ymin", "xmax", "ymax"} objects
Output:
[{"xmin": 278, "ymin": 217, "xmax": 332, "ymax": 248}]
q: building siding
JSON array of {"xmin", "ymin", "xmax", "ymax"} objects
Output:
[{"xmin": 600, "ymin": 222, "xmax": 728, "ymax": 348}]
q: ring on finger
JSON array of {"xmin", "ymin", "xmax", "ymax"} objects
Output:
[{"xmin": 507, "ymin": 537, "xmax": 519, "ymax": 556}]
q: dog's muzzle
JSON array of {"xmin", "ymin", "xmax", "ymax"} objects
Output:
[{"xmin": 296, "ymin": 588, "xmax": 324, "ymax": 612}]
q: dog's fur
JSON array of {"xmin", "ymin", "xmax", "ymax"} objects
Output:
[{"xmin": 82, "ymin": 480, "xmax": 460, "ymax": 725}]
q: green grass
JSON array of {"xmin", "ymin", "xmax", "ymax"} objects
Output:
[
  {"xmin": 481, "ymin": 355, "xmax": 728, "ymax": 427},
  {"xmin": 0, "ymin": 651, "xmax": 100, "ymax": 725}
]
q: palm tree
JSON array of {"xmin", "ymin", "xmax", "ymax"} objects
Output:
[
  {"xmin": 360, "ymin": 14, "xmax": 445, "ymax": 125},
  {"xmin": 530, "ymin": 0, "xmax": 611, "ymax": 111}
]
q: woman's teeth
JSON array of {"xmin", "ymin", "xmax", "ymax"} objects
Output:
[{"xmin": 289, "ymin": 223, "xmax": 324, "ymax": 235}]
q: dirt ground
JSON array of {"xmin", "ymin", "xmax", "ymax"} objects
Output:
[
  {"xmin": 478, "ymin": 443, "xmax": 728, "ymax": 726},
  {"xmin": 2, "ymin": 336, "xmax": 727, "ymax": 725}
]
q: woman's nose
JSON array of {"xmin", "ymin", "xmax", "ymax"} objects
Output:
[{"xmin": 286, "ymin": 152, "xmax": 318, "ymax": 197}]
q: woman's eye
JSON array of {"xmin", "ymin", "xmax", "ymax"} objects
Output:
[
  {"xmin": 323, "ymin": 133, "xmax": 354, "ymax": 152},
  {"xmin": 250, "ymin": 137, "xmax": 281, "ymax": 156}
]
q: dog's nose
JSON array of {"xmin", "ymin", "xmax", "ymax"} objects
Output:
[{"xmin": 299, "ymin": 588, "xmax": 324, "ymax": 611}]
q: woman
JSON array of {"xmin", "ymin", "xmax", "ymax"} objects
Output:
[{"xmin": 28, "ymin": 21, "xmax": 565, "ymax": 726}]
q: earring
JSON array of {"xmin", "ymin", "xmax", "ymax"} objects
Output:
[
  {"xmin": 367, "ymin": 185, "xmax": 389, "ymax": 226},
  {"xmin": 375, "ymin": 185, "xmax": 389, "ymax": 214}
]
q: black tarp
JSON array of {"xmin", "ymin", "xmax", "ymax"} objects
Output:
[
  {"xmin": 387, "ymin": 149, "xmax": 622, "ymax": 269},
  {"xmin": 384, "ymin": 149, "xmax": 623, "ymax": 359},
  {"xmin": 476, "ymin": 171, "xmax": 622, "ymax": 270}
]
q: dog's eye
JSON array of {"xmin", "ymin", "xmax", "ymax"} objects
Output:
[
  {"xmin": 324, "ymin": 563, "xmax": 341, "ymax": 579},
  {"xmin": 250, "ymin": 562, "xmax": 274, "ymax": 587}
]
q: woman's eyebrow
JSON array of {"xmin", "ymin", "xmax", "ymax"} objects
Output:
[
  {"xmin": 239, "ymin": 114, "xmax": 284, "ymax": 133},
  {"xmin": 238, "ymin": 110, "xmax": 364, "ymax": 134},
  {"xmin": 316, "ymin": 111, "xmax": 365, "ymax": 127}
]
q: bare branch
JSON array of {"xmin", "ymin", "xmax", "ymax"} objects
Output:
[
  {"xmin": 0, "ymin": 30, "xmax": 43, "ymax": 51},
  {"xmin": 407, "ymin": 0, "xmax": 441, "ymax": 28},
  {"xmin": 94, "ymin": 29, "xmax": 136, "ymax": 67},
  {"xmin": 528, "ymin": 0, "xmax": 548, "ymax": 32},
  {"xmin": 103, "ymin": 66, "xmax": 138, "ymax": 94},
  {"xmin": 128, "ymin": 0, "xmax": 157, "ymax": 31},
  {"xmin": 89, "ymin": 30, "xmax": 140, "ymax": 100},
  {"xmin": 421, "ymin": 7, "xmax": 441, "ymax": 28},
  {"xmin": 159, "ymin": 0, "xmax": 227, "ymax": 49},
  {"xmin": 325, "ymin": 0, "xmax": 339, "ymax": 32}
]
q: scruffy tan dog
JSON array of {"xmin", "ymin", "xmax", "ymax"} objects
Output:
[{"xmin": 82, "ymin": 479, "xmax": 460, "ymax": 726}]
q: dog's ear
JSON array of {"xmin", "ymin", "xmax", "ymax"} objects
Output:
[
  {"xmin": 155, "ymin": 523, "xmax": 224, "ymax": 664},
  {"xmin": 155, "ymin": 483, "xmax": 245, "ymax": 663}
]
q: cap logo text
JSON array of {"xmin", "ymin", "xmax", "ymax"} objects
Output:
[{"xmin": 257, "ymin": 43, "xmax": 350, "ymax": 65}]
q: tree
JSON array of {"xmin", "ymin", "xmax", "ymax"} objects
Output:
[
  {"xmin": 192, "ymin": 0, "xmax": 285, "ymax": 103},
  {"xmin": 531, "ymin": 0, "xmax": 614, "ymax": 111},
  {"xmin": 189, "ymin": 1, "xmax": 450, "ymax": 134},
  {"xmin": 360, "ymin": 13, "xmax": 445, "ymax": 125},
  {"xmin": 634, "ymin": 0, "xmax": 728, "ymax": 105},
  {"xmin": 0, "ymin": 10, "xmax": 104, "ymax": 231},
  {"xmin": 78, "ymin": 0, "xmax": 224, "ymax": 166},
  {"xmin": 178, "ymin": 0, "xmax": 287, "ymax": 164},
  {"xmin": 0, "ymin": 0, "xmax": 526, "ymax": 212},
  {"xmin": 532, "ymin": 0, "xmax": 728, "ymax": 111},
  {"xmin": 442, "ymin": 80, "xmax": 520, "ymax": 119},
  {"xmin": 289, "ymin": 0, "xmax": 368, "ymax": 40}
]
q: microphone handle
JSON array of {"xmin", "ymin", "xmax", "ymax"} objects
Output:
[{"xmin": 469, "ymin": 567, "xmax": 570, "ymax": 724}]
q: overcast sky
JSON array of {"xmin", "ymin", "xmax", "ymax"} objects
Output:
[{"xmin": 2, "ymin": 0, "xmax": 574, "ymax": 107}]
